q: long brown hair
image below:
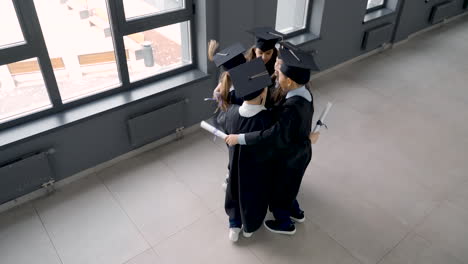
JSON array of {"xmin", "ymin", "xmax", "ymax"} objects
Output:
[
  {"xmin": 245, "ymin": 45, "xmax": 257, "ymax": 61},
  {"xmin": 208, "ymin": 40, "xmax": 233, "ymax": 112},
  {"xmin": 216, "ymin": 72, "xmax": 232, "ymax": 112}
]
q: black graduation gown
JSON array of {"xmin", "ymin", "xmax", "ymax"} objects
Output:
[
  {"xmin": 244, "ymin": 93, "xmax": 314, "ymax": 212},
  {"xmin": 228, "ymin": 90, "xmax": 244, "ymax": 106},
  {"xmin": 217, "ymin": 105, "xmax": 274, "ymax": 233}
]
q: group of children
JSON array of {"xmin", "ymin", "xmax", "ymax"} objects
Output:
[{"xmin": 207, "ymin": 27, "xmax": 320, "ymax": 242}]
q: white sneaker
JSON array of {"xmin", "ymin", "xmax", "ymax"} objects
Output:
[
  {"xmin": 222, "ymin": 173, "xmax": 229, "ymax": 192},
  {"xmin": 222, "ymin": 181, "xmax": 227, "ymax": 191},
  {"xmin": 229, "ymin": 228, "xmax": 241, "ymax": 242},
  {"xmin": 242, "ymin": 230, "xmax": 253, "ymax": 238}
]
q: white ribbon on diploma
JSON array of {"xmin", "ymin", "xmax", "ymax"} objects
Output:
[
  {"xmin": 313, "ymin": 102, "xmax": 333, "ymax": 133},
  {"xmin": 200, "ymin": 121, "xmax": 227, "ymax": 140}
]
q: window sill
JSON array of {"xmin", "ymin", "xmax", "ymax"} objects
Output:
[
  {"xmin": 363, "ymin": 8, "xmax": 395, "ymax": 24},
  {"xmin": 286, "ymin": 32, "xmax": 320, "ymax": 47},
  {"xmin": 0, "ymin": 69, "xmax": 210, "ymax": 150}
]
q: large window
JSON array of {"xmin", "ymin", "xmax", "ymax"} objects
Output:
[
  {"xmin": 0, "ymin": 58, "xmax": 52, "ymax": 123},
  {"xmin": 275, "ymin": 0, "xmax": 310, "ymax": 35},
  {"xmin": 123, "ymin": 0, "xmax": 185, "ymax": 20},
  {"xmin": 124, "ymin": 21, "xmax": 192, "ymax": 82},
  {"xmin": 0, "ymin": 1, "xmax": 25, "ymax": 48},
  {"xmin": 367, "ymin": 0, "xmax": 387, "ymax": 13},
  {"xmin": 0, "ymin": 0, "xmax": 194, "ymax": 127},
  {"xmin": 34, "ymin": 0, "xmax": 120, "ymax": 103}
]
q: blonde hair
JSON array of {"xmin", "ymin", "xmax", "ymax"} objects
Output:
[
  {"xmin": 208, "ymin": 39, "xmax": 233, "ymax": 112},
  {"xmin": 217, "ymin": 72, "xmax": 232, "ymax": 112},
  {"xmin": 208, "ymin": 40, "xmax": 219, "ymax": 62}
]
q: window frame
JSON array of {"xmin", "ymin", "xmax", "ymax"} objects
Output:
[
  {"xmin": 0, "ymin": 0, "xmax": 195, "ymax": 131},
  {"xmin": 276, "ymin": 0, "xmax": 313, "ymax": 38},
  {"xmin": 366, "ymin": 0, "xmax": 388, "ymax": 14}
]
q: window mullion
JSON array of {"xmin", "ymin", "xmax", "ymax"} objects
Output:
[
  {"xmin": 123, "ymin": 9, "xmax": 193, "ymax": 35},
  {"xmin": 0, "ymin": 45, "xmax": 34, "ymax": 65},
  {"xmin": 107, "ymin": 0, "xmax": 130, "ymax": 88},
  {"xmin": 14, "ymin": 0, "xmax": 63, "ymax": 108}
]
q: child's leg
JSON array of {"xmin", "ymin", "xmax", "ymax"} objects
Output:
[
  {"xmin": 265, "ymin": 179, "xmax": 296, "ymax": 235},
  {"xmin": 225, "ymin": 170, "xmax": 242, "ymax": 241},
  {"xmin": 265, "ymin": 206, "xmax": 296, "ymax": 235},
  {"xmin": 288, "ymin": 146, "xmax": 311, "ymax": 223},
  {"xmin": 290, "ymin": 199, "xmax": 305, "ymax": 223},
  {"xmin": 225, "ymin": 181, "xmax": 242, "ymax": 228}
]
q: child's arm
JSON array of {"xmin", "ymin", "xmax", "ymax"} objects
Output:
[
  {"xmin": 309, "ymin": 132, "xmax": 320, "ymax": 144},
  {"xmin": 225, "ymin": 103, "xmax": 299, "ymax": 148}
]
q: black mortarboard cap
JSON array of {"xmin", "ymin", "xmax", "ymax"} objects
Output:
[
  {"xmin": 279, "ymin": 45, "xmax": 319, "ymax": 85},
  {"xmin": 213, "ymin": 42, "xmax": 247, "ymax": 71},
  {"xmin": 248, "ymin": 27, "xmax": 284, "ymax": 52},
  {"xmin": 229, "ymin": 58, "xmax": 272, "ymax": 100}
]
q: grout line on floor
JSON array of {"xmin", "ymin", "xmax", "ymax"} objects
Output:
[
  {"xmin": 96, "ymin": 174, "xmax": 153, "ymax": 251},
  {"xmin": 375, "ymin": 201, "xmax": 445, "ymax": 264},
  {"xmin": 32, "ymin": 203, "xmax": 65, "ymax": 264}
]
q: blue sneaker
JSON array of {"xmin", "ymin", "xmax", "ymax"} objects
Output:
[
  {"xmin": 264, "ymin": 220, "xmax": 296, "ymax": 235},
  {"xmin": 290, "ymin": 210, "xmax": 305, "ymax": 223}
]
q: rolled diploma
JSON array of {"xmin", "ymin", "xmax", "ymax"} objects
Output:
[
  {"xmin": 313, "ymin": 102, "xmax": 333, "ymax": 133},
  {"xmin": 200, "ymin": 121, "xmax": 227, "ymax": 140}
]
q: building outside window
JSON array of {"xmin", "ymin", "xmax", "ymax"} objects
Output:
[
  {"xmin": 367, "ymin": 0, "xmax": 387, "ymax": 13},
  {"xmin": 0, "ymin": 0, "xmax": 194, "ymax": 126},
  {"xmin": 275, "ymin": 0, "xmax": 311, "ymax": 35}
]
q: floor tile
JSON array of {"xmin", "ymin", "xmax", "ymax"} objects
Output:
[
  {"xmin": 248, "ymin": 221, "xmax": 362, "ymax": 264},
  {"xmin": 156, "ymin": 131, "xmax": 229, "ymax": 211},
  {"xmin": 99, "ymin": 155, "xmax": 210, "ymax": 246},
  {"xmin": 300, "ymin": 165, "xmax": 409, "ymax": 264},
  {"xmin": 33, "ymin": 175, "xmax": 149, "ymax": 264},
  {"xmin": 125, "ymin": 248, "xmax": 162, "ymax": 264},
  {"xmin": 379, "ymin": 233, "xmax": 464, "ymax": 264},
  {"xmin": 416, "ymin": 201, "xmax": 468, "ymax": 263},
  {"xmin": 154, "ymin": 213, "xmax": 263, "ymax": 264},
  {"xmin": 0, "ymin": 204, "xmax": 61, "ymax": 264}
]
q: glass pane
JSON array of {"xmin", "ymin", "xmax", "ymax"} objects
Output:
[
  {"xmin": 124, "ymin": 21, "xmax": 192, "ymax": 83},
  {"xmin": 123, "ymin": 0, "xmax": 185, "ymax": 20},
  {"xmin": 276, "ymin": 0, "xmax": 310, "ymax": 34},
  {"xmin": 367, "ymin": 0, "xmax": 385, "ymax": 9},
  {"xmin": 34, "ymin": 0, "xmax": 120, "ymax": 103},
  {"xmin": 0, "ymin": 0, "xmax": 25, "ymax": 48},
  {"xmin": 0, "ymin": 58, "xmax": 52, "ymax": 123}
]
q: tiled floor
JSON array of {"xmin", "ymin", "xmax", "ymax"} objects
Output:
[{"xmin": 2, "ymin": 16, "xmax": 468, "ymax": 264}]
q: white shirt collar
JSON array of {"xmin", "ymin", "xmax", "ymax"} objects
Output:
[
  {"xmin": 229, "ymin": 85, "xmax": 235, "ymax": 92},
  {"xmin": 238, "ymin": 102, "xmax": 266, "ymax": 118},
  {"xmin": 286, "ymin": 86, "xmax": 312, "ymax": 102}
]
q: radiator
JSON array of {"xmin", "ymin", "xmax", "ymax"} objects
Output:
[
  {"xmin": 0, "ymin": 151, "xmax": 54, "ymax": 204},
  {"xmin": 127, "ymin": 99, "xmax": 186, "ymax": 147},
  {"xmin": 362, "ymin": 23, "xmax": 394, "ymax": 50},
  {"xmin": 430, "ymin": 1, "xmax": 455, "ymax": 24}
]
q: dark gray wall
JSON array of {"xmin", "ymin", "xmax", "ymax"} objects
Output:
[
  {"xmin": 1, "ymin": 0, "xmax": 467, "ymax": 205},
  {"xmin": 394, "ymin": 0, "xmax": 467, "ymax": 42}
]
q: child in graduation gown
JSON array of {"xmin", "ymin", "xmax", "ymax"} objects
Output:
[
  {"xmin": 225, "ymin": 45, "xmax": 319, "ymax": 235},
  {"xmin": 216, "ymin": 58, "xmax": 275, "ymax": 242},
  {"xmin": 207, "ymin": 41, "xmax": 248, "ymax": 191},
  {"xmin": 211, "ymin": 27, "xmax": 285, "ymax": 110},
  {"xmin": 245, "ymin": 27, "xmax": 285, "ymax": 109},
  {"xmin": 208, "ymin": 40, "xmax": 247, "ymax": 110},
  {"xmin": 245, "ymin": 27, "xmax": 282, "ymax": 77}
]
